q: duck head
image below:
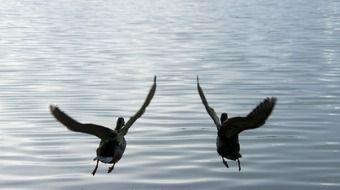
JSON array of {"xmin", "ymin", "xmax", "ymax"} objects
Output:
[
  {"xmin": 115, "ymin": 117, "xmax": 125, "ymax": 131},
  {"xmin": 220, "ymin": 113, "xmax": 228, "ymax": 124}
]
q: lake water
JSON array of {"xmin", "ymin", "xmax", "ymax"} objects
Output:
[{"xmin": 1, "ymin": 0, "xmax": 340, "ymax": 189}]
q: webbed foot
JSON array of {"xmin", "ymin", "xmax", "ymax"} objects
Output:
[
  {"xmin": 237, "ymin": 159, "xmax": 241, "ymax": 171},
  {"xmin": 222, "ymin": 158, "xmax": 229, "ymax": 168},
  {"xmin": 108, "ymin": 164, "xmax": 115, "ymax": 173},
  {"xmin": 92, "ymin": 160, "xmax": 99, "ymax": 176}
]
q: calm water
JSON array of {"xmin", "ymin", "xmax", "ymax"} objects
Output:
[{"xmin": 1, "ymin": 0, "xmax": 340, "ymax": 189}]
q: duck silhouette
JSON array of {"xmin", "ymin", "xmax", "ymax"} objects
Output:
[
  {"xmin": 50, "ymin": 76, "xmax": 156, "ymax": 175},
  {"xmin": 197, "ymin": 76, "xmax": 276, "ymax": 171}
]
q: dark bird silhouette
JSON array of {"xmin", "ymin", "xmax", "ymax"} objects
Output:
[
  {"xmin": 50, "ymin": 76, "xmax": 156, "ymax": 175},
  {"xmin": 197, "ymin": 76, "xmax": 276, "ymax": 171}
]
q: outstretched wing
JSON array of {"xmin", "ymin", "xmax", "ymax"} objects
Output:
[
  {"xmin": 197, "ymin": 76, "xmax": 221, "ymax": 129},
  {"xmin": 119, "ymin": 75, "xmax": 157, "ymax": 137},
  {"xmin": 50, "ymin": 105, "xmax": 115, "ymax": 140},
  {"xmin": 220, "ymin": 97, "xmax": 277, "ymax": 138}
]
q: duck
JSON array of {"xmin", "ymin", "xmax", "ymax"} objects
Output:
[
  {"xmin": 50, "ymin": 76, "xmax": 156, "ymax": 175},
  {"xmin": 197, "ymin": 76, "xmax": 276, "ymax": 171}
]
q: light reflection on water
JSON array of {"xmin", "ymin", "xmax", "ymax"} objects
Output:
[{"xmin": 1, "ymin": 0, "xmax": 340, "ymax": 189}]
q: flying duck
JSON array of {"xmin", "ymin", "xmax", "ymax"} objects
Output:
[
  {"xmin": 197, "ymin": 76, "xmax": 276, "ymax": 171},
  {"xmin": 50, "ymin": 76, "xmax": 156, "ymax": 175}
]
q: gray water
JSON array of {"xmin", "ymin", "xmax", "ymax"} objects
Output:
[{"xmin": 1, "ymin": 0, "xmax": 340, "ymax": 189}]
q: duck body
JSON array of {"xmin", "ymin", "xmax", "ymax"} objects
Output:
[
  {"xmin": 216, "ymin": 115, "xmax": 242, "ymax": 170},
  {"xmin": 94, "ymin": 137, "xmax": 126, "ymax": 164},
  {"xmin": 216, "ymin": 134, "xmax": 241, "ymax": 161}
]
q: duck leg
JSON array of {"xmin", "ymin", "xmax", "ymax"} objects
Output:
[
  {"xmin": 92, "ymin": 160, "xmax": 99, "ymax": 176},
  {"xmin": 222, "ymin": 157, "xmax": 229, "ymax": 168},
  {"xmin": 108, "ymin": 163, "xmax": 115, "ymax": 173},
  {"xmin": 237, "ymin": 159, "xmax": 241, "ymax": 171}
]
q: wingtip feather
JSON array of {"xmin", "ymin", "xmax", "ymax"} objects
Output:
[{"xmin": 49, "ymin": 105, "xmax": 57, "ymax": 113}]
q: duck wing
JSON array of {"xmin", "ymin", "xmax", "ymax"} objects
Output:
[
  {"xmin": 197, "ymin": 76, "xmax": 221, "ymax": 129},
  {"xmin": 50, "ymin": 105, "xmax": 115, "ymax": 140},
  {"xmin": 119, "ymin": 76, "xmax": 157, "ymax": 137},
  {"xmin": 220, "ymin": 97, "xmax": 277, "ymax": 138}
]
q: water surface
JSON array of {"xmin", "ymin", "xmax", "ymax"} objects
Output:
[{"xmin": 1, "ymin": 0, "xmax": 340, "ymax": 189}]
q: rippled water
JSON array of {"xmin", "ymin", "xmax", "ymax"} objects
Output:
[{"xmin": 1, "ymin": 0, "xmax": 340, "ymax": 189}]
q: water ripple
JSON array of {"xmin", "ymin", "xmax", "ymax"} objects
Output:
[{"xmin": 1, "ymin": 0, "xmax": 340, "ymax": 189}]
